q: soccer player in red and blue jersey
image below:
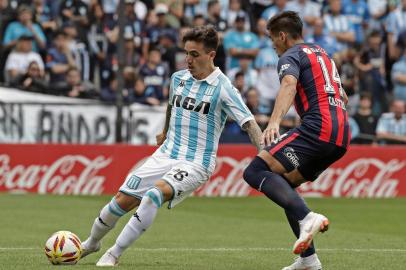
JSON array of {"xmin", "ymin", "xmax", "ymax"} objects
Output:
[{"xmin": 243, "ymin": 11, "xmax": 350, "ymax": 270}]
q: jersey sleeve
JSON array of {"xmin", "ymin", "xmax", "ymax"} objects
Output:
[
  {"xmin": 220, "ymin": 84, "xmax": 254, "ymax": 127},
  {"xmin": 277, "ymin": 50, "xmax": 301, "ymax": 81}
]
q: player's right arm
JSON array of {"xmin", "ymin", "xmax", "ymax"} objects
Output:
[
  {"xmin": 156, "ymin": 72, "xmax": 177, "ymax": 145},
  {"xmin": 156, "ymin": 103, "xmax": 172, "ymax": 145},
  {"xmin": 262, "ymin": 74, "xmax": 297, "ymax": 146}
]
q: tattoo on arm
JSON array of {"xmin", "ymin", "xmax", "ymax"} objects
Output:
[
  {"xmin": 242, "ymin": 120, "xmax": 263, "ymax": 152},
  {"xmin": 163, "ymin": 105, "xmax": 172, "ymax": 133}
]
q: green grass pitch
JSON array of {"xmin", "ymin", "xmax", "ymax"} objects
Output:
[{"xmin": 0, "ymin": 194, "xmax": 405, "ymax": 269}]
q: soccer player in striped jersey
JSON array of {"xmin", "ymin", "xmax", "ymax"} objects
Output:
[
  {"xmin": 243, "ymin": 11, "xmax": 350, "ymax": 270},
  {"xmin": 81, "ymin": 25, "xmax": 263, "ymax": 266}
]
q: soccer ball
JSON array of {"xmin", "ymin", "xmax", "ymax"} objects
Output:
[{"xmin": 44, "ymin": 231, "xmax": 82, "ymax": 265}]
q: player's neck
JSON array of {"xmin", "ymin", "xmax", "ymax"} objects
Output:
[
  {"xmin": 195, "ymin": 65, "xmax": 216, "ymax": 80},
  {"xmin": 291, "ymin": 38, "xmax": 304, "ymax": 47}
]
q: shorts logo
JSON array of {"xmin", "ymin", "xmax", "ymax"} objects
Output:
[{"xmin": 283, "ymin": 147, "xmax": 300, "ymax": 168}]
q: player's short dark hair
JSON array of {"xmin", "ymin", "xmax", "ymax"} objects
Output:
[
  {"xmin": 182, "ymin": 25, "xmax": 219, "ymax": 52},
  {"xmin": 267, "ymin": 11, "xmax": 303, "ymax": 39}
]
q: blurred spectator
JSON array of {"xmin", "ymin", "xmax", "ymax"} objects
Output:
[
  {"xmin": 367, "ymin": 0, "xmax": 387, "ymax": 31},
  {"xmin": 286, "ymin": 0, "xmax": 321, "ymax": 36},
  {"xmin": 87, "ymin": 2, "xmax": 114, "ymax": 89},
  {"xmin": 123, "ymin": 66, "xmax": 137, "ymax": 89},
  {"xmin": 54, "ymin": 67, "xmax": 98, "ymax": 99},
  {"xmin": 100, "ymin": 72, "xmax": 132, "ymax": 104},
  {"xmin": 226, "ymin": 0, "xmax": 251, "ymax": 31},
  {"xmin": 2, "ymin": 4, "xmax": 46, "ymax": 52},
  {"xmin": 341, "ymin": 0, "xmax": 370, "ymax": 45},
  {"xmin": 228, "ymin": 56, "xmax": 258, "ymax": 93},
  {"xmin": 207, "ymin": 0, "xmax": 228, "ymax": 32},
  {"xmin": 249, "ymin": 0, "xmax": 273, "ymax": 24},
  {"xmin": 192, "ymin": 14, "xmax": 206, "ymax": 27},
  {"xmin": 154, "ymin": 0, "xmax": 183, "ymax": 28},
  {"xmin": 158, "ymin": 30, "xmax": 182, "ymax": 76},
  {"xmin": 46, "ymin": 30, "xmax": 77, "ymax": 84},
  {"xmin": 59, "ymin": 0, "xmax": 89, "ymax": 43},
  {"xmin": 223, "ymin": 12, "xmax": 259, "ymax": 71},
  {"xmin": 207, "ymin": 0, "xmax": 227, "ymax": 72},
  {"xmin": 245, "ymin": 87, "xmax": 269, "ymax": 129},
  {"xmin": 4, "ymin": 35, "xmax": 44, "ymax": 83},
  {"xmin": 322, "ymin": 0, "xmax": 355, "ymax": 65},
  {"xmin": 376, "ymin": 99, "xmax": 406, "ymax": 144},
  {"xmin": 386, "ymin": 0, "xmax": 406, "ymax": 60},
  {"xmin": 261, "ymin": 0, "xmax": 289, "ymax": 21},
  {"xmin": 233, "ymin": 71, "xmax": 245, "ymax": 93},
  {"xmin": 255, "ymin": 18, "xmax": 280, "ymax": 114},
  {"xmin": 354, "ymin": 30, "xmax": 388, "ymax": 115},
  {"xmin": 130, "ymin": 76, "xmax": 161, "ymax": 106},
  {"xmin": 305, "ymin": 17, "xmax": 339, "ymax": 60},
  {"xmin": 138, "ymin": 47, "xmax": 169, "ymax": 102},
  {"xmin": 32, "ymin": 0, "xmax": 57, "ymax": 45},
  {"xmin": 62, "ymin": 22, "xmax": 91, "ymax": 82},
  {"xmin": 0, "ymin": 0, "xmax": 17, "ymax": 43},
  {"xmin": 352, "ymin": 92, "xmax": 378, "ymax": 144},
  {"xmin": 10, "ymin": 60, "xmax": 48, "ymax": 93},
  {"xmin": 391, "ymin": 47, "xmax": 406, "ymax": 102},
  {"xmin": 144, "ymin": 3, "xmax": 177, "ymax": 59},
  {"xmin": 340, "ymin": 48, "xmax": 358, "ymax": 115}
]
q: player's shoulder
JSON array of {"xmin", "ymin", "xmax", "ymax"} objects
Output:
[{"xmin": 216, "ymin": 72, "xmax": 236, "ymax": 93}]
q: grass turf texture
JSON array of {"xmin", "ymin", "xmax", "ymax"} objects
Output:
[{"xmin": 0, "ymin": 194, "xmax": 405, "ymax": 269}]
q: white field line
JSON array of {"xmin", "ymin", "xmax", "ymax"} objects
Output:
[{"xmin": 1, "ymin": 247, "xmax": 406, "ymax": 253}]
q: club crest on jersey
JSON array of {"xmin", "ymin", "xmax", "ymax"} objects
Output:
[
  {"xmin": 172, "ymin": 94, "xmax": 211, "ymax": 114},
  {"xmin": 205, "ymin": 85, "xmax": 216, "ymax": 96}
]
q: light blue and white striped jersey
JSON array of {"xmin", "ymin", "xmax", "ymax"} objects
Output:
[{"xmin": 158, "ymin": 68, "xmax": 254, "ymax": 174}]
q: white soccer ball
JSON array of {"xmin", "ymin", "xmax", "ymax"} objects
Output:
[{"xmin": 44, "ymin": 231, "xmax": 82, "ymax": 265}]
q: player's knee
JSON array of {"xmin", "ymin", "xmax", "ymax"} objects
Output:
[
  {"xmin": 115, "ymin": 192, "xmax": 140, "ymax": 212},
  {"xmin": 145, "ymin": 187, "xmax": 164, "ymax": 208},
  {"xmin": 243, "ymin": 156, "xmax": 271, "ymax": 190}
]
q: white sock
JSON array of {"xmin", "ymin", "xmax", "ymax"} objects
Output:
[
  {"xmin": 85, "ymin": 198, "xmax": 127, "ymax": 247},
  {"xmin": 109, "ymin": 188, "xmax": 163, "ymax": 258},
  {"xmin": 302, "ymin": 254, "xmax": 318, "ymax": 265}
]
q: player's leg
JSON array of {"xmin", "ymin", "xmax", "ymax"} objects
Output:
[
  {"xmin": 81, "ymin": 155, "xmax": 171, "ymax": 261},
  {"xmin": 97, "ymin": 161, "xmax": 208, "ymax": 266},
  {"xmin": 243, "ymin": 130, "xmax": 312, "ymax": 222},
  {"xmin": 81, "ymin": 192, "xmax": 140, "ymax": 258},
  {"xmin": 97, "ymin": 180, "xmax": 173, "ymax": 266}
]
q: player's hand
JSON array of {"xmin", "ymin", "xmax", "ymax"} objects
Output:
[
  {"xmin": 261, "ymin": 122, "xmax": 280, "ymax": 146},
  {"xmin": 156, "ymin": 132, "xmax": 167, "ymax": 146}
]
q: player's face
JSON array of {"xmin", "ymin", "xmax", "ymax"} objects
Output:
[
  {"xmin": 184, "ymin": 41, "xmax": 216, "ymax": 79},
  {"xmin": 269, "ymin": 31, "xmax": 288, "ymax": 56}
]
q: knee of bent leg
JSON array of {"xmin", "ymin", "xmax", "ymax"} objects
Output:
[
  {"xmin": 243, "ymin": 156, "xmax": 269, "ymax": 189},
  {"xmin": 145, "ymin": 187, "xmax": 164, "ymax": 208}
]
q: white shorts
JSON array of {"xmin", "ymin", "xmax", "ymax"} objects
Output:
[{"xmin": 119, "ymin": 153, "xmax": 210, "ymax": 208}]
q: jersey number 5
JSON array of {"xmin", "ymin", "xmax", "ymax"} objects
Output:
[{"xmin": 317, "ymin": 56, "xmax": 345, "ymax": 97}]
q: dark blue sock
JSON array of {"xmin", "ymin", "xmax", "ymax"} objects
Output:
[
  {"xmin": 285, "ymin": 209, "xmax": 315, "ymax": 257},
  {"xmin": 243, "ymin": 156, "xmax": 310, "ymax": 221}
]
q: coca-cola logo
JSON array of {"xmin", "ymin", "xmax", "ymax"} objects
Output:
[
  {"xmin": 298, "ymin": 158, "xmax": 405, "ymax": 198},
  {"xmin": 0, "ymin": 154, "xmax": 112, "ymax": 195}
]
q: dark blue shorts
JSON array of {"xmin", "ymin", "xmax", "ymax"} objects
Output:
[{"xmin": 264, "ymin": 128, "xmax": 347, "ymax": 181}]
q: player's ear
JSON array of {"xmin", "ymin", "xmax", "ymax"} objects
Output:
[
  {"xmin": 279, "ymin": 31, "xmax": 286, "ymax": 41},
  {"xmin": 209, "ymin": 50, "xmax": 216, "ymax": 59}
]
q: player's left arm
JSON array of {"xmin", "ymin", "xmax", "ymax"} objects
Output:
[
  {"xmin": 262, "ymin": 75, "xmax": 297, "ymax": 146},
  {"xmin": 242, "ymin": 120, "xmax": 263, "ymax": 153}
]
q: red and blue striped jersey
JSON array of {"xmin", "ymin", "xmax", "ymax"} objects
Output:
[{"xmin": 277, "ymin": 43, "xmax": 350, "ymax": 148}]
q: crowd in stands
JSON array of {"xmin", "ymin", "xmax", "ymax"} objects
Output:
[{"xmin": 0, "ymin": 0, "xmax": 405, "ymax": 144}]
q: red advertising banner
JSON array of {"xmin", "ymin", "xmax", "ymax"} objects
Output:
[{"xmin": 0, "ymin": 144, "xmax": 405, "ymax": 197}]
